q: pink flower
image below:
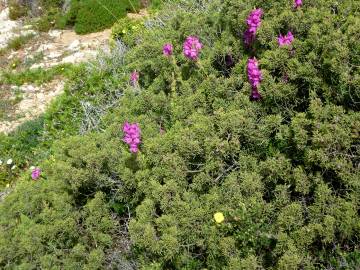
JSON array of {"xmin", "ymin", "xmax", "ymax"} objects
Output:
[
  {"xmin": 31, "ymin": 168, "xmax": 41, "ymax": 180},
  {"xmin": 247, "ymin": 57, "xmax": 263, "ymax": 101},
  {"xmin": 244, "ymin": 8, "xmax": 263, "ymax": 45},
  {"xmin": 163, "ymin": 43, "xmax": 173, "ymax": 56},
  {"xmin": 183, "ymin": 36, "xmax": 203, "ymax": 61},
  {"xmin": 123, "ymin": 122, "xmax": 141, "ymax": 153},
  {"xmin": 294, "ymin": 0, "xmax": 302, "ymax": 8},
  {"xmin": 130, "ymin": 71, "xmax": 139, "ymax": 86},
  {"xmin": 246, "ymin": 8, "xmax": 263, "ymax": 32},
  {"xmin": 247, "ymin": 57, "xmax": 262, "ymax": 88},
  {"xmin": 278, "ymin": 31, "xmax": 294, "ymax": 46}
]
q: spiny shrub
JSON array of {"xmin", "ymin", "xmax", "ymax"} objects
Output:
[
  {"xmin": 1, "ymin": 0, "xmax": 360, "ymax": 269},
  {"xmin": 0, "ymin": 132, "xmax": 137, "ymax": 268},
  {"xmin": 0, "ymin": 117, "xmax": 45, "ymax": 168},
  {"xmin": 70, "ymin": 0, "xmax": 141, "ymax": 34},
  {"xmin": 111, "ymin": 16, "xmax": 145, "ymax": 47},
  {"xmin": 103, "ymin": 0, "xmax": 360, "ymax": 267}
]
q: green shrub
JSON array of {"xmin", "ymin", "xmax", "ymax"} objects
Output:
[
  {"xmin": 0, "ymin": 64, "xmax": 74, "ymax": 86},
  {"xmin": 0, "ymin": 117, "xmax": 45, "ymax": 187},
  {"xmin": 34, "ymin": 8, "xmax": 60, "ymax": 32},
  {"xmin": 8, "ymin": 0, "xmax": 28, "ymax": 20},
  {"xmin": 148, "ymin": 0, "xmax": 165, "ymax": 11},
  {"xmin": 39, "ymin": 0, "xmax": 64, "ymax": 9},
  {"xmin": 112, "ymin": 0, "xmax": 359, "ymax": 267},
  {"xmin": 0, "ymin": 180, "xmax": 116, "ymax": 268},
  {"xmin": 1, "ymin": 0, "xmax": 359, "ymax": 269},
  {"xmin": 71, "ymin": 0, "xmax": 141, "ymax": 34},
  {"xmin": 111, "ymin": 16, "xmax": 145, "ymax": 46},
  {"xmin": 6, "ymin": 34, "xmax": 35, "ymax": 51}
]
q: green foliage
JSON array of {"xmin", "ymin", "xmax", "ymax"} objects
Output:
[
  {"xmin": 0, "ymin": 178, "xmax": 115, "ymax": 268},
  {"xmin": 0, "ymin": 64, "xmax": 74, "ymax": 86},
  {"xmin": 8, "ymin": 0, "xmax": 28, "ymax": 20},
  {"xmin": 39, "ymin": 0, "xmax": 64, "ymax": 10},
  {"xmin": 29, "ymin": 0, "xmax": 65, "ymax": 31},
  {"xmin": 147, "ymin": 0, "xmax": 165, "ymax": 11},
  {"xmin": 0, "ymin": 117, "xmax": 46, "ymax": 188},
  {"xmin": 0, "ymin": 52, "xmax": 126, "ymax": 186},
  {"xmin": 112, "ymin": 0, "xmax": 359, "ymax": 268},
  {"xmin": 0, "ymin": 86, "xmax": 23, "ymax": 121},
  {"xmin": 35, "ymin": 7, "xmax": 64, "ymax": 32},
  {"xmin": 6, "ymin": 34, "xmax": 35, "ymax": 51},
  {"xmin": 111, "ymin": 16, "xmax": 145, "ymax": 47},
  {"xmin": 68, "ymin": 0, "xmax": 141, "ymax": 34},
  {"xmin": 1, "ymin": 0, "xmax": 360, "ymax": 269}
]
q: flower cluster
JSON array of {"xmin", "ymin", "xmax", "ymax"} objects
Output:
[
  {"xmin": 130, "ymin": 71, "xmax": 139, "ymax": 86},
  {"xmin": 123, "ymin": 122, "xmax": 141, "ymax": 153},
  {"xmin": 294, "ymin": 0, "xmax": 302, "ymax": 8},
  {"xmin": 247, "ymin": 57, "xmax": 263, "ymax": 101},
  {"xmin": 278, "ymin": 31, "xmax": 294, "ymax": 46},
  {"xmin": 183, "ymin": 36, "xmax": 203, "ymax": 60},
  {"xmin": 244, "ymin": 8, "xmax": 263, "ymax": 46},
  {"xmin": 31, "ymin": 167, "xmax": 41, "ymax": 180},
  {"xmin": 163, "ymin": 43, "xmax": 173, "ymax": 56}
]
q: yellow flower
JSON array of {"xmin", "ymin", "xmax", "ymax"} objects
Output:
[
  {"xmin": 122, "ymin": 29, "xmax": 127, "ymax": 34},
  {"xmin": 213, "ymin": 212, "xmax": 224, "ymax": 224},
  {"xmin": 6, "ymin": 183, "xmax": 10, "ymax": 188}
]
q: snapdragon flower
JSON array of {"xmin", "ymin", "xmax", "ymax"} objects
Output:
[
  {"xmin": 278, "ymin": 31, "xmax": 294, "ymax": 46},
  {"xmin": 163, "ymin": 43, "xmax": 173, "ymax": 56},
  {"xmin": 247, "ymin": 57, "xmax": 263, "ymax": 101},
  {"xmin": 123, "ymin": 122, "xmax": 141, "ymax": 153},
  {"xmin": 183, "ymin": 36, "xmax": 203, "ymax": 61},
  {"xmin": 130, "ymin": 71, "xmax": 139, "ymax": 86},
  {"xmin": 294, "ymin": 0, "xmax": 302, "ymax": 8},
  {"xmin": 244, "ymin": 8, "xmax": 263, "ymax": 45},
  {"xmin": 247, "ymin": 57, "xmax": 262, "ymax": 88}
]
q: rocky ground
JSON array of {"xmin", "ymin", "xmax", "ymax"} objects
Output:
[{"xmin": 0, "ymin": 7, "xmax": 111, "ymax": 134}]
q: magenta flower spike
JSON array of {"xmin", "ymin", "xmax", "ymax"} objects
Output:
[
  {"xmin": 163, "ymin": 43, "xmax": 173, "ymax": 56},
  {"xmin": 123, "ymin": 122, "xmax": 141, "ymax": 153},
  {"xmin": 244, "ymin": 8, "xmax": 263, "ymax": 46},
  {"xmin": 183, "ymin": 36, "xmax": 203, "ymax": 61},
  {"xmin": 278, "ymin": 31, "xmax": 294, "ymax": 46},
  {"xmin": 247, "ymin": 58, "xmax": 262, "ymax": 88},
  {"xmin": 130, "ymin": 71, "xmax": 139, "ymax": 86},
  {"xmin": 247, "ymin": 57, "xmax": 263, "ymax": 101},
  {"xmin": 294, "ymin": 0, "xmax": 302, "ymax": 8},
  {"xmin": 31, "ymin": 168, "xmax": 41, "ymax": 180}
]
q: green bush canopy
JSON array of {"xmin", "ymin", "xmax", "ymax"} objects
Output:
[
  {"xmin": 1, "ymin": 0, "xmax": 359, "ymax": 269},
  {"xmin": 70, "ymin": 0, "xmax": 140, "ymax": 34}
]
